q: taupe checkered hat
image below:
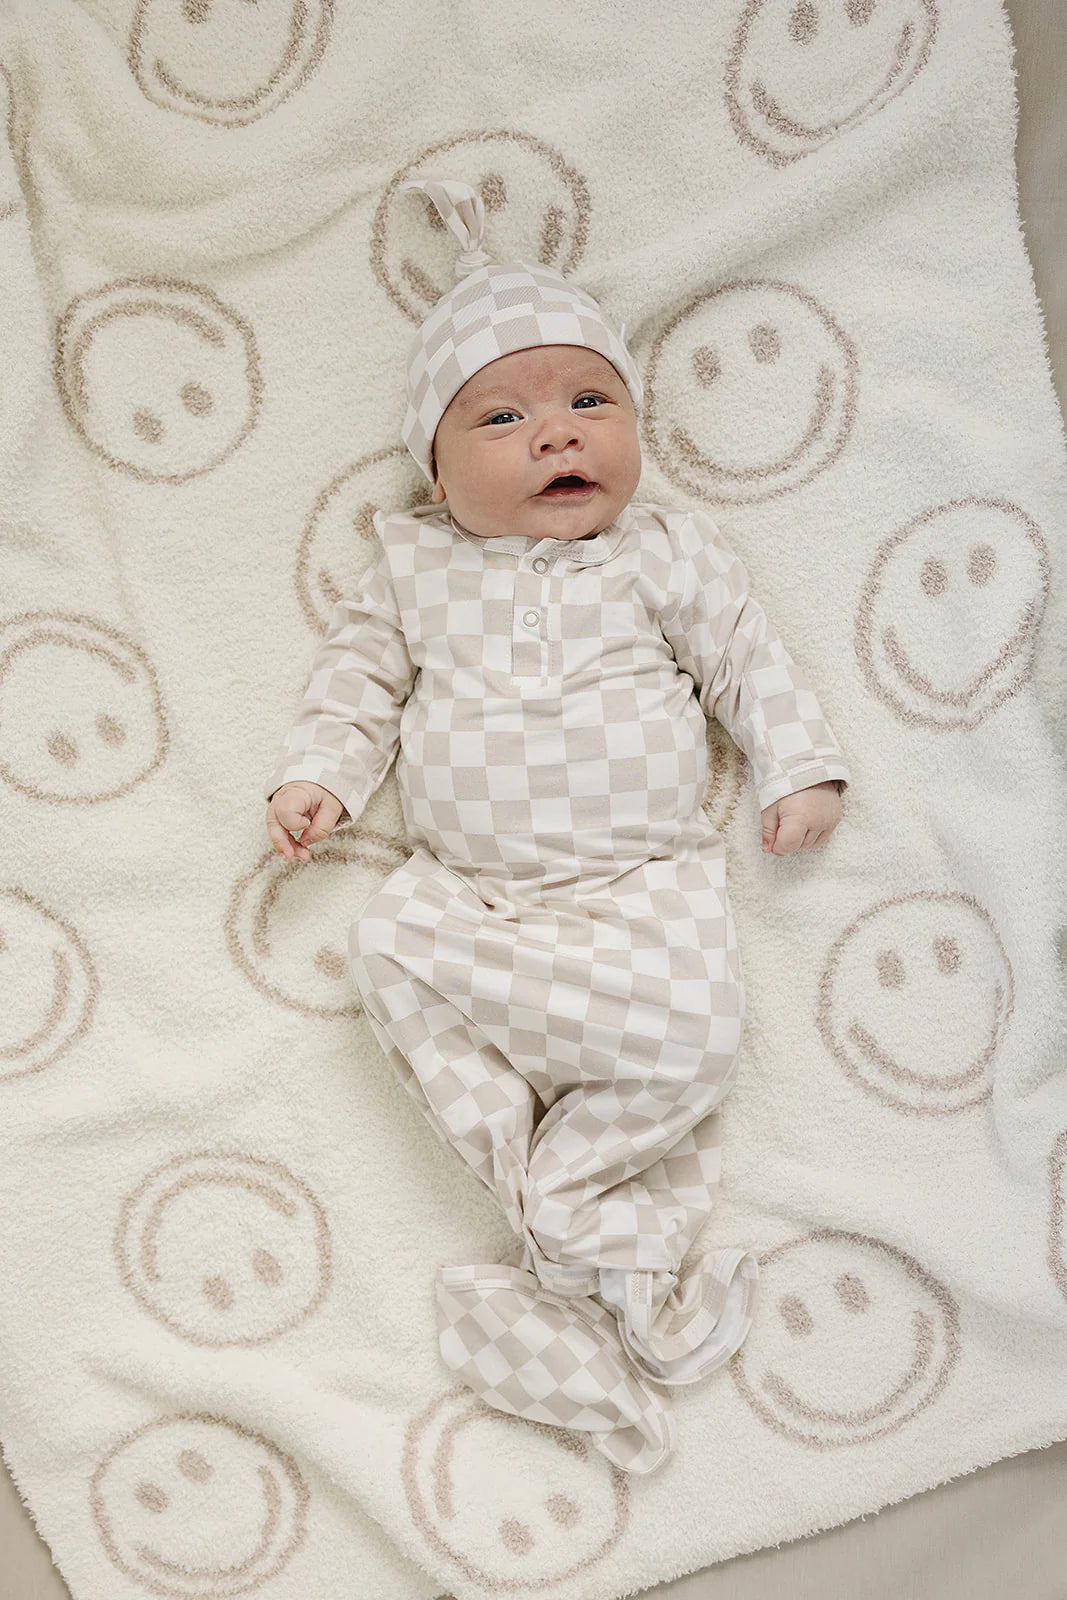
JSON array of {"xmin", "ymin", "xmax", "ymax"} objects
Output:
[{"xmin": 398, "ymin": 176, "xmax": 644, "ymax": 485}]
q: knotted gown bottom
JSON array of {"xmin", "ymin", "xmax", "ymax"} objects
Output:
[{"xmin": 348, "ymin": 842, "xmax": 759, "ymax": 1475}]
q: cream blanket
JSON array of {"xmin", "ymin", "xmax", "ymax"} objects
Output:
[{"xmin": 2, "ymin": 2, "xmax": 1066, "ymax": 1597}]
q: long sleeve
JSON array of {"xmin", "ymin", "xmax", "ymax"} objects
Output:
[
  {"xmin": 658, "ymin": 509, "xmax": 851, "ymax": 812},
  {"xmin": 263, "ymin": 543, "xmax": 417, "ymax": 824}
]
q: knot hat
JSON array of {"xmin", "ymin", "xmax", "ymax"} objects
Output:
[{"xmin": 398, "ymin": 176, "xmax": 643, "ymax": 485}]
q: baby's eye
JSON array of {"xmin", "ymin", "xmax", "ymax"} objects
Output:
[{"xmin": 485, "ymin": 395, "xmax": 606, "ymax": 426}]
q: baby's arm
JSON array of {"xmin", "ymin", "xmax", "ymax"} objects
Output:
[
  {"xmin": 658, "ymin": 509, "xmax": 850, "ymax": 852},
  {"xmin": 264, "ymin": 543, "xmax": 417, "ymax": 860}
]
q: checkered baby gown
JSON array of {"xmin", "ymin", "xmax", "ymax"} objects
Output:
[{"xmin": 267, "ymin": 496, "xmax": 850, "ymax": 1473}]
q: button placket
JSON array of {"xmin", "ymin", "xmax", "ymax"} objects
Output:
[{"xmin": 512, "ymin": 550, "xmax": 557, "ymax": 683}]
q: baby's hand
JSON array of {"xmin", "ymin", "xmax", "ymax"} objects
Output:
[
  {"xmin": 760, "ymin": 781, "xmax": 842, "ymax": 857},
  {"xmin": 266, "ymin": 782, "xmax": 345, "ymax": 862}
]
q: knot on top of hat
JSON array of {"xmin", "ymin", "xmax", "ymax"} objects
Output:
[
  {"xmin": 453, "ymin": 244, "xmax": 495, "ymax": 280},
  {"xmin": 399, "ymin": 176, "xmax": 497, "ymax": 282}
]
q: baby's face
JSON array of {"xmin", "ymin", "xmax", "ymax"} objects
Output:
[{"xmin": 430, "ymin": 345, "xmax": 641, "ymax": 541}]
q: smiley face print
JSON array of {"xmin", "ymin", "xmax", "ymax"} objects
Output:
[
  {"xmin": 55, "ymin": 279, "xmax": 263, "ymax": 482},
  {"xmin": 725, "ymin": 0, "xmax": 939, "ymax": 165},
  {"xmin": 114, "ymin": 1152, "xmax": 332, "ymax": 1346},
  {"xmin": 730, "ymin": 1229, "xmax": 960, "ymax": 1446},
  {"xmin": 643, "ymin": 281, "xmax": 858, "ymax": 503},
  {"xmin": 816, "ymin": 890, "xmax": 1014, "ymax": 1114},
  {"xmin": 128, "ymin": 0, "xmax": 334, "ymax": 127},
  {"xmin": 373, "ymin": 132, "xmax": 590, "ymax": 323},
  {"xmin": 296, "ymin": 447, "xmax": 432, "ymax": 635},
  {"xmin": 404, "ymin": 1386, "xmax": 629, "ymax": 1590},
  {"xmin": 1049, "ymin": 1129, "xmax": 1067, "ymax": 1311},
  {"xmin": 90, "ymin": 1413, "xmax": 308, "ymax": 1594},
  {"xmin": 702, "ymin": 717, "xmax": 748, "ymax": 835},
  {"xmin": 854, "ymin": 497, "xmax": 1050, "ymax": 730},
  {"xmin": 0, "ymin": 887, "xmax": 98, "ymax": 1081},
  {"xmin": 0, "ymin": 64, "xmax": 22, "ymax": 219},
  {"xmin": 228, "ymin": 831, "xmax": 410, "ymax": 1017},
  {"xmin": 0, "ymin": 613, "xmax": 168, "ymax": 803}
]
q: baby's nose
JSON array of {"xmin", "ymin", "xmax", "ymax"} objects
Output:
[{"xmin": 539, "ymin": 414, "xmax": 582, "ymax": 443}]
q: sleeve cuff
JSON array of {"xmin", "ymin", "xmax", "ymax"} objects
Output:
[
  {"xmin": 755, "ymin": 760, "xmax": 852, "ymax": 811},
  {"xmin": 264, "ymin": 761, "xmax": 368, "ymax": 823}
]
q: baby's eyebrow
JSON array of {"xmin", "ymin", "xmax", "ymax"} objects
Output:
[{"xmin": 462, "ymin": 375, "xmax": 617, "ymax": 410}]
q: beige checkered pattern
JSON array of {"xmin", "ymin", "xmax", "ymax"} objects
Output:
[
  {"xmin": 398, "ymin": 176, "xmax": 644, "ymax": 484},
  {"xmin": 435, "ymin": 1262, "xmax": 678, "ymax": 1475},
  {"xmin": 266, "ymin": 498, "xmax": 849, "ymax": 1472}
]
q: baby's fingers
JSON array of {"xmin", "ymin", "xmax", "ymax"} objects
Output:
[
  {"xmin": 770, "ymin": 814, "xmax": 808, "ymax": 855},
  {"xmin": 266, "ymin": 810, "xmax": 311, "ymax": 862},
  {"xmin": 299, "ymin": 797, "xmax": 343, "ymax": 843},
  {"xmin": 291, "ymin": 805, "xmax": 330, "ymax": 858}
]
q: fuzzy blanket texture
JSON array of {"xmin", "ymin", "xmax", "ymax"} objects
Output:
[{"xmin": 1, "ymin": 2, "xmax": 1066, "ymax": 1598}]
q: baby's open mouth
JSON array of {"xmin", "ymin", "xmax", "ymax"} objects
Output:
[{"xmin": 538, "ymin": 475, "xmax": 597, "ymax": 498}]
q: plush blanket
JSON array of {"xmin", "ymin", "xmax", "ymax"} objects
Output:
[{"xmin": 1, "ymin": 2, "xmax": 1066, "ymax": 1598}]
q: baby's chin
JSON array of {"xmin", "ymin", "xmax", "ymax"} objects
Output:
[
  {"xmin": 526, "ymin": 521, "xmax": 605, "ymax": 541},
  {"xmin": 447, "ymin": 509, "xmax": 599, "ymax": 541},
  {"xmin": 522, "ymin": 490, "xmax": 628, "ymax": 541}
]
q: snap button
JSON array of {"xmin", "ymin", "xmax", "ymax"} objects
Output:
[
  {"xmin": 532, "ymin": 558, "xmax": 548, "ymax": 573},
  {"xmin": 522, "ymin": 610, "xmax": 539, "ymax": 627}
]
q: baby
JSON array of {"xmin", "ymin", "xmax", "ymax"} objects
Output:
[
  {"xmin": 268, "ymin": 337, "xmax": 843, "ymax": 861},
  {"xmin": 263, "ymin": 177, "xmax": 850, "ymax": 1474}
]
